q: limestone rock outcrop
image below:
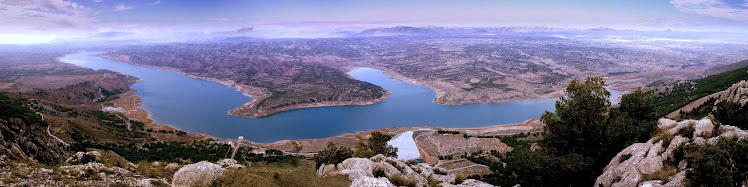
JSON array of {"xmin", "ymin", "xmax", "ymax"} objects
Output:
[
  {"xmin": 595, "ymin": 118, "xmax": 748, "ymax": 187},
  {"xmin": 318, "ymin": 154, "xmax": 495, "ymax": 187},
  {"xmin": 717, "ymin": 80, "xmax": 748, "ymax": 106},
  {"xmin": 171, "ymin": 161, "xmax": 226, "ymax": 187},
  {"xmin": 351, "ymin": 176, "xmax": 395, "ymax": 187},
  {"xmin": 217, "ymin": 158, "xmax": 245, "ymax": 169}
]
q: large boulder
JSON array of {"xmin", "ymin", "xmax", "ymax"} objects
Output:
[
  {"xmin": 595, "ymin": 142, "xmax": 652, "ymax": 187},
  {"xmin": 171, "ymin": 161, "xmax": 226, "ymax": 187},
  {"xmin": 340, "ymin": 158, "xmax": 375, "ymax": 181}
]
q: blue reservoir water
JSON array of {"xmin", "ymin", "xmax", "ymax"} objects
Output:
[{"xmin": 60, "ymin": 52, "xmax": 615, "ymax": 143}]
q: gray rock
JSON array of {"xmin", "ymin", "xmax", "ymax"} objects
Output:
[
  {"xmin": 657, "ymin": 119, "xmax": 677, "ymax": 130},
  {"xmin": 693, "ymin": 137, "xmax": 706, "ymax": 145},
  {"xmin": 340, "ymin": 158, "xmax": 375, "ymax": 181},
  {"xmin": 614, "ymin": 169, "xmax": 642, "ymax": 187},
  {"xmin": 662, "ymin": 136, "xmax": 688, "ymax": 159},
  {"xmin": 136, "ymin": 178, "xmax": 168, "ymax": 187},
  {"xmin": 708, "ymin": 125, "xmax": 748, "ymax": 144},
  {"xmin": 692, "ymin": 119, "xmax": 714, "ymax": 138},
  {"xmin": 595, "ymin": 143, "xmax": 651, "ymax": 187},
  {"xmin": 322, "ymin": 164, "xmax": 339, "ymax": 177},
  {"xmin": 350, "ymin": 176, "xmax": 395, "ymax": 187},
  {"xmin": 639, "ymin": 180, "xmax": 663, "ymax": 187},
  {"xmin": 647, "ymin": 141, "xmax": 663, "ymax": 158},
  {"xmin": 171, "ymin": 161, "xmax": 226, "ymax": 187},
  {"xmin": 663, "ymin": 171, "xmax": 686, "ymax": 187},
  {"xmin": 373, "ymin": 161, "xmax": 400, "ymax": 177},
  {"xmin": 216, "ymin": 158, "xmax": 244, "ymax": 169},
  {"xmin": 165, "ymin": 163, "xmax": 180, "ymax": 170},
  {"xmin": 638, "ymin": 156, "xmax": 663, "ymax": 175}
]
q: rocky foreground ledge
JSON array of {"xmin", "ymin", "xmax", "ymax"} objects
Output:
[
  {"xmin": 317, "ymin": 154, "xmax": 495, "ymax": 187},
  {"xmin": 595, "ymin": 118, "xmax": 748, "ymax": 187}
]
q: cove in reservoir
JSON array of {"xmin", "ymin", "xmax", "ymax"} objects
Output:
[{"xmin": 61, "ymin": 52, "xmax": 620, "ymax": 143}]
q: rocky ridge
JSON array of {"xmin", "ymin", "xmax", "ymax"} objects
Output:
[
  {"xmin": 317, "ymin": 154, "xmax": 495, "ymax": 187},
  {"xmin": 595, "ymin": 118, "xmax": 748, "ymax": 187},
  {"xmin": 717, "ymin": 80, "xmax": 748, "ymax": 106}
]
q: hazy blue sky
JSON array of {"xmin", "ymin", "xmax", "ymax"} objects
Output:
[{"xmin": 1, "ymin": 0, "xmax": 747, "ymax": 43}]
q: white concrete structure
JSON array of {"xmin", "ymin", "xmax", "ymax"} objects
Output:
[{"xmin": 387, "ymin": 131, "xmax": 421, "ymax": 161}]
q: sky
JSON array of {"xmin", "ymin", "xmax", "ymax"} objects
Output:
[{"xmin": 1, "ymin": 0, "xmax": 747, "ymax": 44}]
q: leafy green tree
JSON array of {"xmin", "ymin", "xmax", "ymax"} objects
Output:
[
  {"xmin": 606, "ymin": 88, "xmax": 656, "ymax": 148},
  {"xmin": 619, "ymin": 87, "xmax": 655, "ymax": 121},
  {"xmin": 541, "ymin": 77, "xmax": 610, "ymax": 157},
  {"xmin": 353, "ymin": 132, "xmax": 397, "ymax": 158},
  {"xmin": 313, "ymin": 143, "xmax": 353, "ymax": 167}
]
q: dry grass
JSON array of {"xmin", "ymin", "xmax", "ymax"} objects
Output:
[
  {"xmin": 388, "ymin": 174, "xmax": 417, "ymax": 187},
  {"xmin": 386, "ymin": 160, "xmax": 404, "ymax": 171},
  {"xmin": 642, "ymin": 164, "xmax": 678, "ymax": 182},
  {"xmin": 135, "ymin": 161, "xmax": 171, "ymax": 178},
  {"xmin": 428, "ymin": 175, "xmax": 443, "ymax": 187},
  {"xmin": 434, "ymin": 167, "xmax": 448, "ymax": 175},
  {"xmin": 653, "ymin": 132, "xmax": 675, "ymax": 149},
  {"xmin": 213, "ymin": 160, "xmax": 349, "ymax": 187},
  {"xmin": 455, "ymin": 174, "xmax": 467, "ymax": 184}
]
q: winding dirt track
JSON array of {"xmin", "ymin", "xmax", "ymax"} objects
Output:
[{"xmin": 38, "ymin": 112, "xmax": 69, "ymax": 146}]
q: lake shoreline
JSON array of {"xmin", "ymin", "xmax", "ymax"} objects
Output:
[
  {"xmin": 63, "ymin": 52, "xmax": 560, "ymax": 143},
  {"xmin": 341, "ymin": 64, "xmax": 567, "ymax": 106},
  {"xmin": 102, "ymin": 52, "xmax": 579, "ymax": 117},
  {"xmin": 99, "ymin": 54, "xmax": 394, "ymax": 118}
]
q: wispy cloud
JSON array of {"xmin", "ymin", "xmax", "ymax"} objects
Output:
[
  {"xmin": 92, "ymin": 0, "xmax": 102, "ymax": 2},
  {"xmin": 115, "ymin": 3, "xmax": 134, "ymax": 11},
  {"xmin": 670, "ymin": 0, "xmax": 748, "ymax": 22},
  {"xmin": 148, "ymin": 1, "xmax": 161, "ymax": 6},
  {"xmin": 0, "ymin": 0, "xmax": 94, "ymax": 31}
]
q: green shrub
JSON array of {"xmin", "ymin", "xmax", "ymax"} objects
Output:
[
  {"xmin": 313, "ymin": 143, "xmax": 353, "ymax": 167},
  {"xmin": 684, "ymin": 137, "xmax": 748, "ymax": 186},
  {"xmin": 353, "ymin": 132, "xmax": 397, "ymax": 158}
]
